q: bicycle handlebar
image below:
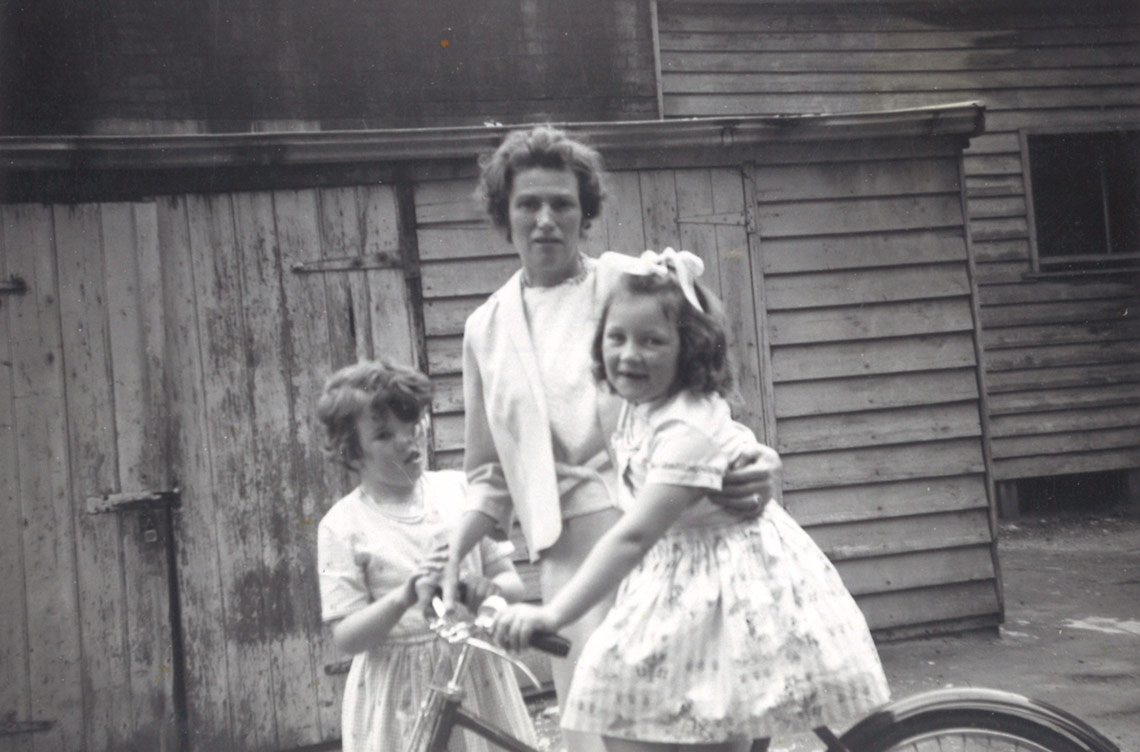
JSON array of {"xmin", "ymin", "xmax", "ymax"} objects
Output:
[
  {"xmin": 474, "ymin": 595, "xmax": 571, "ymax": 657},
  {"xmin": 527, "ymin": 630, "xmax": 571, "ymax": 657},
  {"xmin": 426, "ymin": 587, "xmax": 572, "ymax": 658}
]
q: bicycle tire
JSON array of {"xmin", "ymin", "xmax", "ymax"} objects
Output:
[{"xmin": 839, "ymin": 688, "xmax": 1119, "ymax": 752}]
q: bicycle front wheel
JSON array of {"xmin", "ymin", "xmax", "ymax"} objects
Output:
[{"xmin": 839, "ymin": 688, "xmax": 1119, "ymax": 752}]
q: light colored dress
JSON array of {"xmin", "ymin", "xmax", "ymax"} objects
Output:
[
  {"xmin": 561, "ymin": 392, "xmax": 891, "ymax": 744},
  {"xmin": 317, "ymin": 470, "xmax": 537, "ymax": 752}
]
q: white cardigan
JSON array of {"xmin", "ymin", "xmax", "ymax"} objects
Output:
[{"xmin": 461, "ymin": 261, "xmax": 624, "ymax": 561}]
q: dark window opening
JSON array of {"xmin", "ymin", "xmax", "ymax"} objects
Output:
[
  {"xmin": 1027, "ymin": 131, "xmax": 1140, "ymax": 271},
  {"xmin": 1014, "ymin": 470, "xmax": 1132, "ymax": 517}
]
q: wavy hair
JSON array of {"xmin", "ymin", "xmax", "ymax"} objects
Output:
[
  {"xmin": 591, "ymin": 273, "xmax": 736, "ymax": 400},
  {"xmin": 478, "ymin": 125, "xmax": 607, "ymax": 238},
  {"xmin": 315, "ymin": 360, "xmax": 432, "ymax": 469}
]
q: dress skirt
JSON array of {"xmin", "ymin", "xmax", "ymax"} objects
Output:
[
  {"xmin": 560, "ymin": 503, "xmax": 891, "ymax": 744},
  {"xmin": 341, "ymin": 631, "xmax": 536, "ymax": 752}
]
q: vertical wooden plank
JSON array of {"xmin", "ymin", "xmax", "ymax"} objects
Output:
[
  {"xmin": 959, "ymin": 156, "xmax": 1006, "ymax": 617},
  {"xmin": 709, "ymin": 169, "xmax": 768, "ymax": 438},
  {"xmin": 101, "ymin": 202, "xmax": 178, "ymax": 750},
  {"xmin": 675, "ymin": 167, "xmax": 724, "ymax": 291},
  {"xmin": 602, "ymin": 171, "xmax": 647, "ymax": 254},
  {"xmin": 234, "ymin": 189, "xmax": 324, "ymax": 748},
  {"xmin": 318, "ymin": 186, "xmax": 372, "ymax": 366},
  {"xmin": 271, "ymin": 188, "xmax": 330, "ymax": 747},
  {"xmin": 639, "ymin": 169, "xmax": 680, "ymax": 250},
  {"xmin": 0, "ymin": 209, "xmax": 33, "ymax": 752},
  {"xmin": 159, "ymin": 195, "xmax": 232, "ymax": 751},
  {"xmin": 7, "ymin": 204, "xmax": 85, "ymax": 752},
  {"xmin": 186, "ymin": 193, "xmax": 279, "ymax": 752},
  {"xmin": 675, "ymin": 166, "xmax": 762, "ymax": 427},
  {"xmin": 743, "ymin": 164, "xmax": 779, "ymax": 448},
  {"xmin": 650, "ymin": 0, "xmax": 665, "ymax": 120},
  {"xmin": 54, "ymin": 203, "xmax": 134, "ymax": 750},
  {"xmin": 362, "ymin": 184, "xmax": 416, "ymax": 365}
]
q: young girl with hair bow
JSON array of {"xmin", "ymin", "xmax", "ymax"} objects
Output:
[{"xmin": 491, "ymin": 249, "xmax": 890, "ymax": 752}]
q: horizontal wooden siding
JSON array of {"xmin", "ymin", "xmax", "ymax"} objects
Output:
[
  {"xmin": 657, "ymin": 0, "xmax": 1140, "ymax": 485},
  {"xmin": 750, "ymin": 138, "xmax": 999, "ymax": 636}
]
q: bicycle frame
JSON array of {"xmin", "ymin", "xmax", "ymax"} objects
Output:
[
  {"xmin": 404, "ymin": 602, "xmax": 545, "ymax": 752},
  {"xmin": 404, "ymin": 597, "xmax": 1119, "ymax": 752}
]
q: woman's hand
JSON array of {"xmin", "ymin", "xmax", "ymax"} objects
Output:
[
  {"xmin": 491, "ymin": 603, "xmax": 558, "ymax": 653},
  {"xmin": 710, "ymin": 444, "xmax": 782, "ymax": 518},
  {"xmin": 460, "ymin": 574, "xmax": 503, "ymax": 610}
]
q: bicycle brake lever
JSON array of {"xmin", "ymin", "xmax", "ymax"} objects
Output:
[{"xmin": 465, "ymin": 637, "xmax": 543, "ymax": 689}]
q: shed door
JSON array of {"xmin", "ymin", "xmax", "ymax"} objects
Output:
[
  {"xmin": 2, "ymin": 202, "xmax": 179, "ymax": 750},
  {"xmin": 158, "ymin": 184, "xmax": 420, "ymax": 751}
]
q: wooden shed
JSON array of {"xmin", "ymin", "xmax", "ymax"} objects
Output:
[
  {"xmin": 0, "ymin": 104, "xmax": 995, "ymax": 751},
  {"xmin": 650, "ymin": 0, "xmax": 1140, "ymax": 511}
]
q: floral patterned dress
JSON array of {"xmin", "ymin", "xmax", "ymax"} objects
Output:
[{"xmin": 560, "ymin": 392, "xmax": 891, "ymax": 744}]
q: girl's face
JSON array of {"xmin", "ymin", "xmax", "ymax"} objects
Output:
[
  {"xmin": 601, "ymin": 293, "xmax": 681, "ymax": 405},
  {"xmin": 353, "ymin": 409, "xmax": 426, "ymax": 488},
  {"xmin": 508, "ymin": 166, "xmax": 583, "ymax": 286}
]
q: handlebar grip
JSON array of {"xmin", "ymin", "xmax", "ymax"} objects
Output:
[{"xmin": 529, "ymin": 631, "xmax": 571, "ymax": 657}]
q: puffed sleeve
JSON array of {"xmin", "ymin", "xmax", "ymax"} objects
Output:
[
  {"xmin": 644, "ymin": 418, "xmax": 731, "ymax": 492},
  {"xmin": 317, "ymin": 512, "xmax": 370, "ymax": 624},
  {"xmin": 462, "ymin": 313, "xmax": 516, "ymax": 539}
]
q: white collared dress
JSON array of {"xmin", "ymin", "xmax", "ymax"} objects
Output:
[{"xmin": 317, "ymin": 471, "xmax": 536, "ymax": 752}]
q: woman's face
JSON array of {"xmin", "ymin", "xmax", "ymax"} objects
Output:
[
  {"xmin": 601, "ymin": 292, "xmax": 681, "ymax": 405},
  {"xmin": 508, "ymin": 166, "xmax": 583, "ymax": 286}
]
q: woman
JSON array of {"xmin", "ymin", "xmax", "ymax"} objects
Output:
[{"xmin": 442, "ymin": 125, "xmax": 780, "ymax": 752}]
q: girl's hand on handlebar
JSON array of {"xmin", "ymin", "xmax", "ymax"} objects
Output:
[
  {"xmin": 405, "ymin": 535, "xmax": 451, "ymax": 610},
  {"xmin": 491, "ymin": 603, "xmax": 557, "ymax": 653}
]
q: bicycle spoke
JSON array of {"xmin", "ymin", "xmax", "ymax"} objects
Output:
[{"xmin": 884, "ymin": 729, "xmax": 1061, "ymax": 752}]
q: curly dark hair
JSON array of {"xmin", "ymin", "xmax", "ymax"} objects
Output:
[
  {"xmin": 315, "ymin": 360, "xmax": 432, "ymax": 469},
  {"xmin": 478, "ymin": 125, "xmax": 607, "ymax": 239},
  {"xmin": 591, "ymin": 273, "xmax": 736, "ymax": 399}
]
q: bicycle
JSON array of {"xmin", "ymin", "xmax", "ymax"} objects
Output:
[{"xmin": 404, "ymin": 596, "xmax": 1120, "ymax": 752}]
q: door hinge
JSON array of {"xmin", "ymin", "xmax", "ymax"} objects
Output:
[
  {"xmin": 0, "ymin": 720, "xmax": 55, "ymax": 737},
  {"xmin": 0, "ymin": 276, "xmax": 27, "ymax": 295},
  {"xmin": 291, "ymin": 251, "xmax": 402, "ymax": 274},
  {"xmin": 86, "ymin": 488, "xmax": 181, "ymax": 515},
  {"xmin": 86, "ymin": 489, "xmax": 180, "ymax": 545},
  {"xmin": 677, "ymin": 211, "xmax": 755, "ymax": 234}
]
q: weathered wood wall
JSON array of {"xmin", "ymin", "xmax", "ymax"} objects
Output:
[
  {"xmin": 0, "ymin": 0, "xmax": 656, "ymax": 136},
  {"xmin": 0, "ymin": 186, "xmax": 420, "ymax": 751},
  {"xmin": 749, "ymin": 137, "xmax": 998, "ymax": 636},
  {"xmin": 655, "ymin": 0, "xmax": 1140, "ymax": 492},
  {"xmin": 159, "ymin": 185, "xmax": 420, "ymax": 752},
  {"xmin": 2, "ymin": 203, "xmax": 177, "ymax": 750},
  {"xmin": 412, "ymin": 133, "xmax": 1000, "ymax": 640}
]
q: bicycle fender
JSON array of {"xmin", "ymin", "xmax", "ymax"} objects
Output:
[{"xmin": 839, "ymin": 688, "xmax": 1119, "ymax": 752}]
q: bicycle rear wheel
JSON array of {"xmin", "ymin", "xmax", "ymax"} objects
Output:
[{"xmin": 839, "ymin": 688, "xmax": 1119, "ymax": 752}]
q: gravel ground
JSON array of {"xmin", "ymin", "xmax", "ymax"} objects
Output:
[{"xmin": 524, "ymin": 694, "xmax": 564, "ymax": 752}]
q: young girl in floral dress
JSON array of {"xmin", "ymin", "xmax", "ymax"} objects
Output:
[
  {"xmin": 315, "ymin": 360, "xmax": 536, "ymax": 752},
  {"xmin": 491, "ymin": 250, "xmax": 890, "ymax": 752}
]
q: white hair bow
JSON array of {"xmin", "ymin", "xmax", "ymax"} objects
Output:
[{"xmin": 599, "ymin": 248, "xmax": 706, "ymax": 312}]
